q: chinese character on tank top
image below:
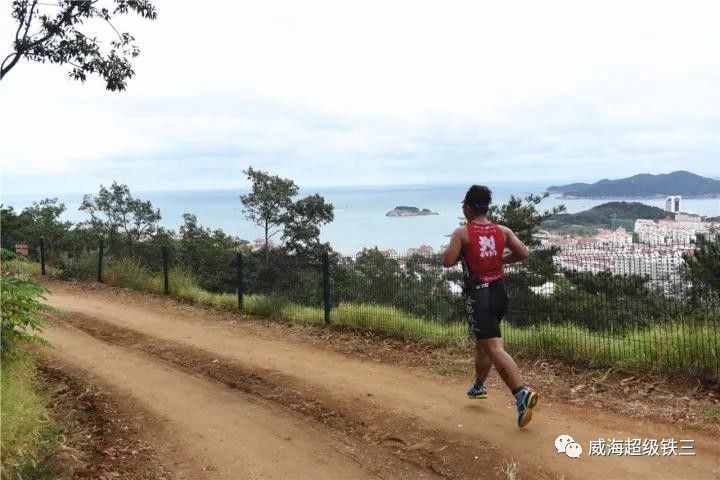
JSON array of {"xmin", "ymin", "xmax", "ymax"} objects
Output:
[{"xmin": 464, "ymin": 222, "xmax": 505, "ymax": 282}]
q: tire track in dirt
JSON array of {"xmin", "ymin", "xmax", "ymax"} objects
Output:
[
  {"xmin": 35, "ymin": 361, "xmax": 183, "ymax": 480},
  {"xmin": 42, "ymin": 324, "xmax": 381, "ymax": 480},
  {"xmin": 53, "ymin": 310, "xmax": 543, "ymax": 480},
  {"xmin": 46, "ymin": 284, "xmax": 720, "ymax": 480}
]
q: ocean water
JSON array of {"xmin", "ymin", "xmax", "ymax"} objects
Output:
[{"xmin": 3, "ymin": 182, "xmax": 719, "ymax": 254}]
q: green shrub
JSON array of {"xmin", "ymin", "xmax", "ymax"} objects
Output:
[
  {"xmin": 0, "ymin": 273, "xmax": 57, "ymax": 479},
  {"xmin": 1, "ymin": 257, "xmax": 41, "ymax": 277},
  {"xmin": 0, "ymin": 276, "xmax": 50, "ymax": 357},
  {"xmin": 104, "ymin": 258, "xmax": 156, "ymax": 292},
  {"xmin": 1, "ymin": 248, "xmax": 17, "ymax": 261},
  {"xmin": 56, "ymin": 251, "xmax": 98, "ymax": 281}
]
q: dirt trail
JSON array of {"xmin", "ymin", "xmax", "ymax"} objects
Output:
[
  {"xmin": 46, "ymin": 285, "xmax": 720, "ymax": 480},
  {"xmin": 42, "ymin": 324, "xmax": 376, "ymax": 480}
]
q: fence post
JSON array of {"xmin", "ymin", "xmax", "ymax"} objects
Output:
[
  {"xmin": 236, "ymin": 252, "xmax": 244, "ymax": 310},
  {"xmin": 162, "ymin": 246, "xmax": 169, "ymax": 295},
  {"xmin": 97, "ymin": 239, "xmax": 104, "ymax": 283},
  {"xmin": 322, "ymin": 251, "xmax": 331, "ymax": 324},
  {"xmin": 40, "ymin": 237, "xmax": 46, "ymax": 275}
]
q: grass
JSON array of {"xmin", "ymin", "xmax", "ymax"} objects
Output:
[
  {"xmin": 435, "ymin": 366, "xmax": 464, "ymax": 377},
  {"xmin": 331, "ymin": 303, "xmax": 466, "ymax": 343},
  {"xmin": 1, "ymin": 258, "xmax": 42, "ymax": 276},
  {"xmin": 1, "ymin": 250, "xmax": 60, "ymax": 478},
  {"xmin": 0, "ymin": 353, "xmax": 60, "ymax": 480},
  {"xmin": 0, "ymin": 250, "xmax": 60, "ymax": 278},
  {"xmin": 26, "ymin": 257, "xmax": 720, "ymax": 380},
  {"xmin": 503, "ymin": 319, "xmax": 720, "ymax": 376},
  {"xmin": 115, "ymin": 262, "xmax": 718, "ymax": 378},
  {"xmin": 501, "ymin": 458, "xmax": 518, "ymax": 480},
  {"xmin": 703, "ymin": 404, "xmax": 720, "ymax": 421}
]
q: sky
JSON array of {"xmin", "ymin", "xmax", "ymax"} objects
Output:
[{"xmin": 1, "ymin": 0, "xmax": 719, "ymax": 195}]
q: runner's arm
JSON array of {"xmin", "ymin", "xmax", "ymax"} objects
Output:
[
  {"xmin": 501, "ymin": 226, "xmax": 530, "ymax": 264},
  {"xmin": 442, "ymin": 228, "xmax": 463, "ymax": 267}
]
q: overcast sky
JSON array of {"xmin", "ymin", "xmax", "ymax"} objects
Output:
[{"xmin": 1, "ymin": 0, "xmax": 719, "ymax": 195}]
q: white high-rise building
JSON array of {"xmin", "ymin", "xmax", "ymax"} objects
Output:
[{"xmin": 665, "ymin": 196, "xmax": 682, "ymax": 213}]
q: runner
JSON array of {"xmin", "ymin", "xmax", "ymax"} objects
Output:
[{"xmin": 442, "ymin": 185, "xmax": 539, "ymax": 428}]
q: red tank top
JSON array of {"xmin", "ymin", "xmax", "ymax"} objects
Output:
[{"xmin": 464, "ymin": 222, "xmax": 505, "ymax": 282}]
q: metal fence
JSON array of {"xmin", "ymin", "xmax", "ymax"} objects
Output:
[{"xmin": 33, "ymin": 237, "xmax": 720, "ymax": 380}]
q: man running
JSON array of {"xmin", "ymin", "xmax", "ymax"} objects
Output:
[{"xmin": 442, "ymin": 185, "xmax": 538, "ymax": 428}]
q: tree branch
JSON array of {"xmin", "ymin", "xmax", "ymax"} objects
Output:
[
  {"xmin": 13, "ymin": 2, "xmax": 29, "ymax": 46},
  {"xmin": 90, "ymin": 6, "xmax": 123, "ymax": 41},
  {"xmin": 64, "ymin": 59, "xmax": 84, "ymax": 69},
  {"xmin": 22, "ymin": 0, "xmax": 98, "ymax": 55},
  {"xmin": 0, "ymin": 53, "xmax": 19, "ymax": 76},
  {"xmin": 2, "ymin": 3, "xmax": 73, "ymax": 78},
  {"xmin": 121, "ymin": 208, "xmax": 129, "ymax": 237},
  {"xmin": 1, "ymin": 0, "xmax": 38, "ymax": 78},
  {"xmin": 1, "ymin": 52, "xmax": 23, "ymax": 78},
  {"xmin": 21, "ymin": 1, "xmax": 39, "ymax": 45},
  {"xmin": 1, "ymin": 0, "xmax": 150, "ymax": 85},
  {"xmin": 21, "ymin": 6, "xmax": 77, "ymax": 52}
]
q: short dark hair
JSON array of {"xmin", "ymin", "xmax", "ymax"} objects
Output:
[{"xmin": 463, "ymin": 185, "xmax": 492, "ymax": 215}]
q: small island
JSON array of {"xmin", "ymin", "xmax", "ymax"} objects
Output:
[{"xmin": 386, "ymin": 206, "xmax": 439, "ymax": 217}]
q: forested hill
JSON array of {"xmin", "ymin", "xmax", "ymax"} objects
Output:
[
  {"xmin": 542, "ymin": 202, "xmax": 670, "ymax": 233},
  {"xmin": 547, "ymin": 171, "xmax": 720, "ymax": 198}
]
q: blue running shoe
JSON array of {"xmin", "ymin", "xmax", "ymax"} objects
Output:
[
  {"xmin": 467, "ymin": 380, "xmax": 488, "ymax": 399},
  {"xmin": 515, "ymin": 387, "xmax": 538, "ymax": 428}
]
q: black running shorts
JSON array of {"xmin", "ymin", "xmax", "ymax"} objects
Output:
[{"xmin": 464, "ymin": 279, "xmax": 508, "ymax": 340}]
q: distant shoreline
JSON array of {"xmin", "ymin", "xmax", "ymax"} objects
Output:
[
  {"xmin": 554, "ymin": 194, "xmax": 720, "ymax": 200},
  {"xmin": 3, "ymin": 187, "xmax": 718, "ymax": 254}
]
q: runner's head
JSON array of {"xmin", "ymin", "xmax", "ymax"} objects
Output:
[{"xmin": 462, "ymin": 185, "xmax": 492, "ymax": 220}]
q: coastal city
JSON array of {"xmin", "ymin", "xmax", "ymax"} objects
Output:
[
  {"xmin": 543, "ymin": 196, "xmax": 716, "ymax": 288},
  {"xmin": 362, "ymin": 195, "xmax": 718, "ymax": 297}
]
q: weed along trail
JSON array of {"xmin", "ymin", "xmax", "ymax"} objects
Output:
[{"xmin": 45, "ymin": 282, "xmax": 720, "ymax": 480}]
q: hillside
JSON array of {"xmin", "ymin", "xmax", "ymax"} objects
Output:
[
  {"xmin": 542, "ymin": 202, "xmax": 670, "ymax": 232},
  {"xmin": 547, "ymin": 171, "xmax": 720, "ymax": 198}
]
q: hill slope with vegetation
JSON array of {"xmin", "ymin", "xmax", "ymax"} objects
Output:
[
  {"xmin": 547, "ymin": 171, "xmax": 720, "ymax": 198},
  {"xmin": 542, "ymin": 202, "xmax": 670, "ymax": 233}
]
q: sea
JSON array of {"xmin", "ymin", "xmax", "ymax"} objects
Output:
[{"xmin": 3, "ymin": 181, "xmax": 719, "ymax": 255}]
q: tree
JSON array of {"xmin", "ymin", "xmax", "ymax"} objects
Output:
[
  {"xmin": 1, "ymin": 0, "xmax": 157, "ymax": 90},
  {"xmin": 17, "ymin": 198, "xmax": 72, "ymax": 252},
  {"xmin": 177, "ymin": 213, "xmax": 243, "ymax": 292},
  {"xmin": 0, "ymin": 199, "xmax": 72, "ymax": 258},
  {"xmin": 483, "ymin": 194, "xmax": 567, "ymax": 315},
  {"xmin": 564, "ymin": 270, "xmax": 650, "ymax": 297},
  {"xmin": 684, "ymin": 233, "xmax": 720, "ymax": 306},
  {"xmin": 352, "ymin": 248, "xmax": 405, "ymax": 305},
  {"xmin": 79, "ymin": 181, "xmax": 161, "ymax": 247},
  {"xmin": 240, "ymin": 167, "xmax": 298, "ymax": 262},
  {"xmin": 240, "ymin": 168, "xmax": 337, "ymax": 261},
  {"xmin": 0, "ymin": 205, "xmax": 23, "ymax": 250},
  {"xmin": 282, "ymin": 193, "xmax": 334, "ymax": 257},
  {"xmin": 490, "ymin": 193, "xmax": 565, "ymax": 246}
]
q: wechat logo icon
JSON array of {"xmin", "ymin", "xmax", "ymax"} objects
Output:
[{"xmin": 555, "ymin": 434, "xmax": 582, "ymax": 459}]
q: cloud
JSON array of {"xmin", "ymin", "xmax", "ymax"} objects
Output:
[{"xmin": 1, "ymin": 0, "xmax": 719, "ymax": 195}]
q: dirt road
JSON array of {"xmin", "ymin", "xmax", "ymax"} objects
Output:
[{"xmin": 43, "ymin": 283, "xmax": 720, "ymax": 479}]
